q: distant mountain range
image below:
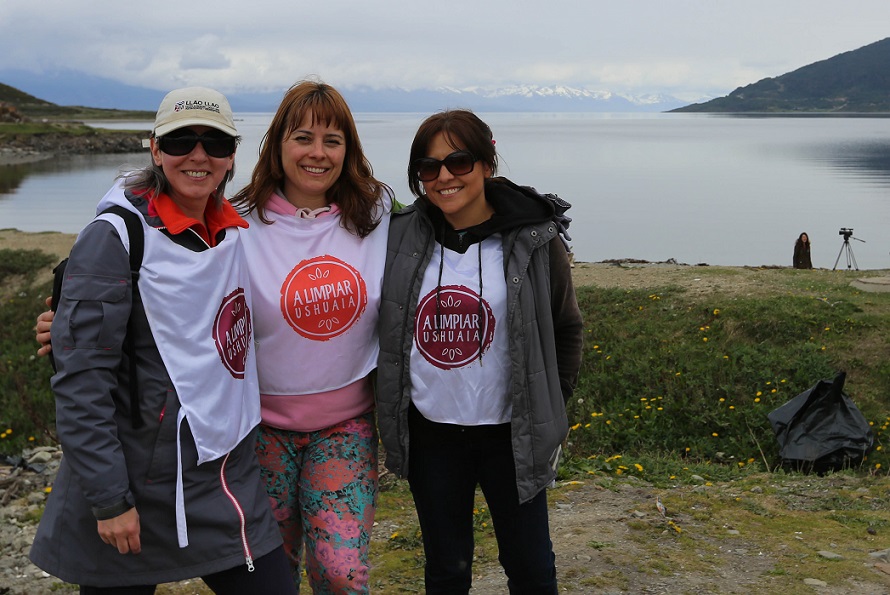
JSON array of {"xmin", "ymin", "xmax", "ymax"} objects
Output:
[
  {"xmin": 0, "ymin": 68, "xmax": 691, "ymax": 113},
  {"xmin": 7, "ymin": 36, "xmax": 890, "ymax": 115},
  {"xmin": 674, "ymin": 37, "xmax": 890, "ymax": 113}
]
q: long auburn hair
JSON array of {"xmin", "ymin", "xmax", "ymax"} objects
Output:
[{"xmin": 231, "ymin": 80, "xmax": 390, "ymax": 237}]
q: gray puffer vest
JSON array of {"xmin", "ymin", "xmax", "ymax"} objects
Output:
[{"xmin": 376, "ymin": 194, "xmax": 581, "ymax": 503}]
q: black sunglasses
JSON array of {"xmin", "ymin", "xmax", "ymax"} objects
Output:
[
  {"xmin": 157, "ymin": 131, "xmax": 237, "ymax": 158},
  {"xmin": 413, "ymin": 150, "xmax": 477, "ymax": 182}
]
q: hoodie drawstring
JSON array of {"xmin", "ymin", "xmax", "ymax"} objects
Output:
[
  {"xmin": 435, "ymin": 232, "xmax": 485, "ymax": 364},
  {"xmin": 476, "ymin": 242, "xmax": 483, "ymax": 364}
]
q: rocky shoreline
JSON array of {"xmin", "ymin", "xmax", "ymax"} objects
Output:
[{"xmin": 0, "ymin": 130, "xmax": 146, "ymax": 166}]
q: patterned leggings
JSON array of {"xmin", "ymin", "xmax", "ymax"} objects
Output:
[{"xmin": 256, "ymin": 412, "xmax": 378, "ymax": 594}]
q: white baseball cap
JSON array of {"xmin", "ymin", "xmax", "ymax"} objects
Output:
[{"xmin": 152, "ymin": 87, "xmax": 237, "ymax": 138}]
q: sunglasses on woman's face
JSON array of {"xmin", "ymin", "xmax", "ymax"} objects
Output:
[
  {"xmin": 157, "ymin": 131, "xmax": 237, "ymax": 158},
  {"xmin": 413, "ymin": 150, "xmax": 477, "ymax": 182}
]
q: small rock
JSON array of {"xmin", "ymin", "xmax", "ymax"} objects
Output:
[
  {"xmin": 26, "ymin": 452, "xmax": 53, "ymax": 466},
  {"xmin": 690, "ymin": 474, "xmax": 705, "ymax": 482},
  {"xmin": 26, "ymin": 492, "xmax": 45, "ymax": 505},
  {"xmin": 803, "ymin": 578, "xmax": 828, "ymax": 587},
  {"xmin": 817, "ymin": 550, "xmax": 843, "ymax": 560},
  {"xmin": 749, "ymin": 486, "xmax": 763, "ymax": 494},
  {"xmin": 727, "ymin": 529, "xmax": 740, "ymax": 535}
]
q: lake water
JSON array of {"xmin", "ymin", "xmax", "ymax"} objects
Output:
[{"xmin": 2, "ymin": 112, "xmax": 889, "ymax": 270}]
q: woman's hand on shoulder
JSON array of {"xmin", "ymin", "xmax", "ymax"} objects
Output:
[{"xmin": 35, "ymin": 297, "xmax": 54, "ymax": 356}]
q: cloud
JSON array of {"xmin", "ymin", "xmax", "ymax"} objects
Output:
[
  {"xmin": 177, "ymin": 36, "xmax": 231, "ymax": 71},
  {"xmin": 2, "ymin": 0, "xmax": 890, "ymax": 98}
]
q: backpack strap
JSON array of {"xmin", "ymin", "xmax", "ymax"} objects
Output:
[
  {"xmin": 100, "ymin": 206, "xmax": 145, "ymax": 429},
  {"xmin": 100, "ymin": 205, "xmax": 144, "ymax": 274}
]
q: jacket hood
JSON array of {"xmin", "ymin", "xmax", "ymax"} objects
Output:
[{"xmin": 415, "ymin": 176, "xmax": 556, "ymax": 253}]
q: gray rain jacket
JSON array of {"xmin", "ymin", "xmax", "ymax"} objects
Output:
[
  {"xmin": 29, "ymin": 188, "xmax": 281, "ymax": 587},
  {"xmin": 376, "ymin": 177, "xmax": 583, "ymax": 503}
]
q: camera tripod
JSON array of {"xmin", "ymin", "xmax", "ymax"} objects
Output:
[{"xmin": 833, "ymin": 234, "xmax": 865, "ymax": 271}]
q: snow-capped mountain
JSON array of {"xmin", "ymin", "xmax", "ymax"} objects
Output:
[{"xmin": 0, "ymin": 68, "xmax": 694, "ymax": 113}]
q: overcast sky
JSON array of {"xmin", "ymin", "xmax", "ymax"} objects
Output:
[{"xmin": 3, "ymin": 1, "xmax": 888, "ymax": 100}]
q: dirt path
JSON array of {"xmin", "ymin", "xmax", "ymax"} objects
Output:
[{"xmin": 462, "ymin": 476, "xmax": 890, "ymax": 594}]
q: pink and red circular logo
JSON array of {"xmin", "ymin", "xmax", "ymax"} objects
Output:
[
  {"xmin": 212, "ymin": 288, "xmax": 252, "ymax": 379},
  {"xmin": 280, "ymin": 255, "xmax": 368, "ymax": 341},
  {"xmin": 414, "ymin": 285, "xmax": 495, "ymax": 370}
]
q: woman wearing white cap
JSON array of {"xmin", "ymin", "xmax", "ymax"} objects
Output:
[{"xmin": 29, "ymin": 87, "xmax": 296, "ymax": 594}]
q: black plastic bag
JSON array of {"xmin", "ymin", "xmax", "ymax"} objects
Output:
[{"xmin": 767, "ymin": 371, "xmax": 874, "ymax": 473}]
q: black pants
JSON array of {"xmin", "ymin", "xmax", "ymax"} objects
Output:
[
  {"xmin": 407, "ymin": 405, "xmax": 557, "ymax": 595},
  {"xmin": 79, "ymin": 545, "xmax": 297, "ymax": 595}
]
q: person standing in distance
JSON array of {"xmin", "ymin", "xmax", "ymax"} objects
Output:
[{"xmin": 793, "ymin": 232, "xmax": 813, "ymax": 269}]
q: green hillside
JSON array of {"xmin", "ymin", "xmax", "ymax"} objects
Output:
[
  {"xmin": 0, "ymin": 82, "xmax": 55, "ymax": 108},
  {"xmin": 0, "ymin": 82, "xmax": 153, "ymax": 119},
  {"xmin": 674, "ymin": 37, "xmax": 890, "ymax": 113}
]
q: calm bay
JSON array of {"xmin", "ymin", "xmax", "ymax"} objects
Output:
[{"xmin": 1, "ymin": 112, "xmax": 889, "ymax": 270}]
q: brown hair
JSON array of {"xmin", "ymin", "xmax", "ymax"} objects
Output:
[
  {"xmin": 408, "ymin": 109, "xmax": 498, "ymax": 197},
  {"xmin": 232, "ymin": 80, "xmax": 390, "ymax": 237}
]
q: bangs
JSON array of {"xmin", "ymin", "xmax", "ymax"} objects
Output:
[{"xmin": 286, "ymin": 97, "xmax": 348, "ymax": 136}]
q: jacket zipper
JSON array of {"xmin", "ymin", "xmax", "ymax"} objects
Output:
[
  {"xmin": 155, "ymin": 226, "xmax": 213, "ymax": 250},
  {"xmin": 219, "ymin": 452, "xmax": 255, "ymax": 571},
  {"xmin": 186, "ymin": 227, "xmax": 212, "ymax": 249}
]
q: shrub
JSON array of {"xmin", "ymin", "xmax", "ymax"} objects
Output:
[
  {"xmin": 566, "ymin": 285, "xmax": 888, "ymax": 473},
  {"xmin": 0, "ymin": 250, "xmax": 58, "ymax": 454}
]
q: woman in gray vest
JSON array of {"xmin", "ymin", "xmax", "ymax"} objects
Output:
[{"xmin": 376, "ymin": 109, "xmax": 583, "ymax": 594}]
